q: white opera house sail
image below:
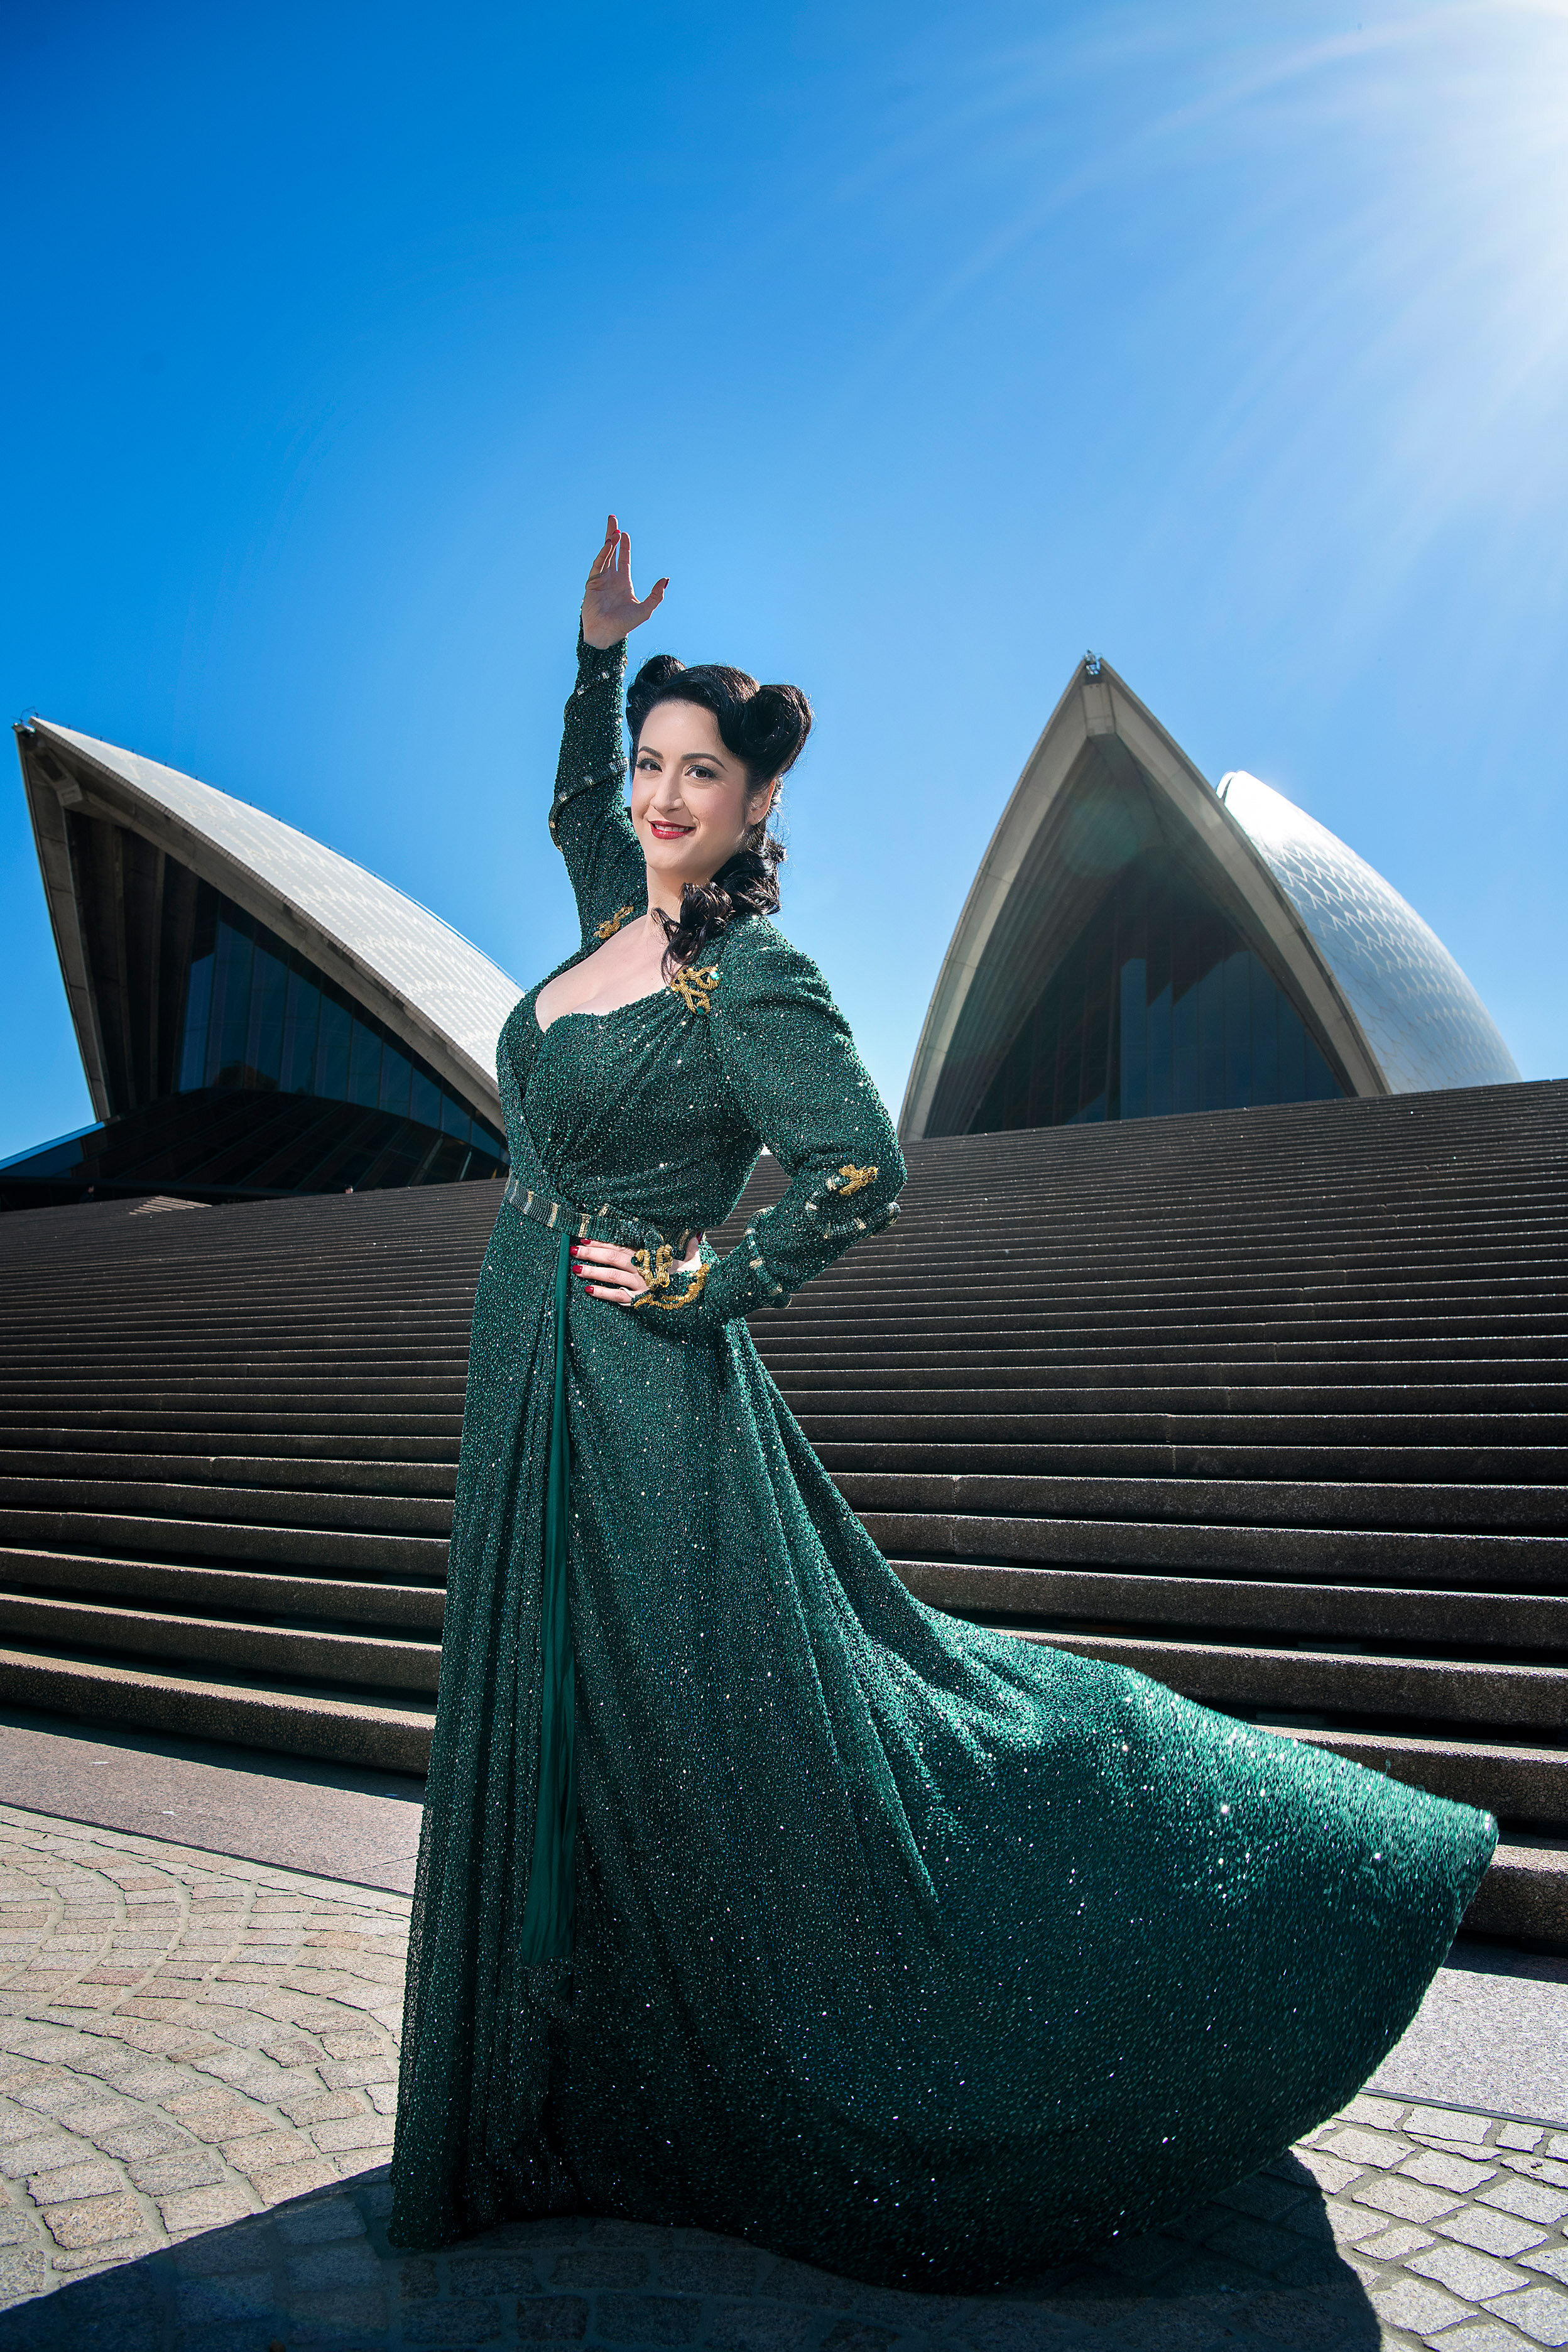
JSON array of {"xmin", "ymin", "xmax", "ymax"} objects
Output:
[
  {"xmin": 6, "ymin": 720, "xmax": 523, "ymax": 1209},
  {"xmin": 900, "ymin": 658, "xmax": 1519, "ymax": 1140}
]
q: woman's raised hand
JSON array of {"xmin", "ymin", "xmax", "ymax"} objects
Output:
[{"xmin": 581, "ymin": 514, "xmax": 668, "ymax": 650}]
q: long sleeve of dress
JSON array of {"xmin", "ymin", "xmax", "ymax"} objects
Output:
[
  {"xmin": 549, "ymin": 633, "xmax": 645, "ymax": 944},
  {"xmin": 655, "ymin": 923, "xmax": 906, "ymax": 1334}
]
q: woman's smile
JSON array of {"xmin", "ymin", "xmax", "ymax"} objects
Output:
[{"xmin": 649, "ymin": 818, "xmax": 695, "ymax": 839}]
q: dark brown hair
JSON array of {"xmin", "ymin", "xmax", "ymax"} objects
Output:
[{"xmin": 626, "ymin": 655, "xmax": 813, "ymax": 971}]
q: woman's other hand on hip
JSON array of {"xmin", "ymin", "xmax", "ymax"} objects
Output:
[{"xmin": 570, "ymin": 1234, "xmax": 701, "ymax": 1307}]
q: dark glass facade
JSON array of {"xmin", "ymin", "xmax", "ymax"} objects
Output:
[
  {"xmin": 972, "ymin": 852, "xmax": 1345, "ymax": 1131},
  {"xmin": 0, "ymin": 877, "xmax": 506, "ymax": 1210},
  {"xmin": 175, "ymin": 884, "xmax": 499, "ymax": 1152}
]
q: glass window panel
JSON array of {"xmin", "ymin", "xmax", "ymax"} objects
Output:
[
  {"xmin": 281, "ymin": 967, "xmax": 321, "ymax": 1093},
  {"xmin": 210, "ymin": 918, "xmax": 255, "ymax": 1086},
  {"xmin": 246, "ymin": 942, "xmax": 288, "ymax": 1089},
  {"xmin": 1251, "ymin": 960, "xmax": 1280, "ymax": 1106},
  {"xmin": 1055, "ymin": 963, "xmax": 1085, "ymax": 1122},
  {"xmin": 1170, "ymin": 967, "xmax": 1199, "ymax": 1114},
  {"xmin": 315, "ymin": 996, "xmax": 352, "ymax": 1099},
  {"xmin": 347, "ymin": 1020, "xmax": 382, "ymax": 1108},
  {"xmin": 410, "ymin": 1068, "xmax": 442, "ymax": 1130},
  {"xmin": 1081, "ymin": 946, "xmax": 1113, "ymax": 1117},
  {"xmin": 1305, "ymin": 1033, "xmax": 1340, "ymax": 1100},
  {"xmin": 1277, "ymin": 998, "xmax": 1307, "ymax": 1102},
  {"xmin": 378, "ymin": 1045, "xmax": 413, "ymax": 1118},
  {"xmin": 1119, "ymin": 957, "xmax": 1148, "ymax": 1121},
  {"xmin": 1146, "ymin": 980, "xmax": 1173, "ymax": 1119},
  {"xmin": 1224, "ymin": 950, "xmax": 1252, "ymax": 1109},
  {"xmin": 440, "ymin": 1090, "xmax": 471, "ymax": 1140},
  {"xmin": 177, "ymin": 954, "xmax": 213, "ymax": 1093},
  {"xmin": 1197, "ymin": 946, "xmax": 1226, "ymax": 1112}
]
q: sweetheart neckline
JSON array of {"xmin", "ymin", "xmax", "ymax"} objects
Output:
[{"xmin": 532, "ymin": 982, "xmax": 672, "ymax": 1038}]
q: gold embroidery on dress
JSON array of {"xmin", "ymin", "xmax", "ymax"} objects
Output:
[
  {"xmin": 832, "ymin": 1163, "xmax": 878, "ymax": 1197},
  {"xmin": 595, "ymin": 905, "xmax": 634, "ymax": 940},
  {"xmin": 631, "ymin": 1242, "xmax": 709, "ymax": 1311},
  {"xmin": 665, "ymin": 965, "xmax": 721, "ymax": 1015}
]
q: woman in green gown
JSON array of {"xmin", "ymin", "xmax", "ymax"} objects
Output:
[{"xmin": 388, "ymin": 518, "xmax": 1495, "ymax": 2290}]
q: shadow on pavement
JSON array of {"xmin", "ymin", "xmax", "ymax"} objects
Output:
[{"xmin": 0, "ymin": 2151, "xmax": 1380, "ymax": 2351}]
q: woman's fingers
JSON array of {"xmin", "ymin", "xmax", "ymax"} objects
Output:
[
  {"xmin": 580, "ymin": 518, "xmax": 665, "ymax": 642},
  {"xmin": 585, "ymin": 515, "xmax": 620, "ymax": 589},
  {"xmin": 570, "ymin": 1238, "xmax": 649, "ymax": 1307},
  {"xmin": 580, "ymin": 1274, "xmax": 648, "ymax": 1305},
  {"xmin": 572, "ymin": 1241, "xmax": 636, "ymax": 1268}
]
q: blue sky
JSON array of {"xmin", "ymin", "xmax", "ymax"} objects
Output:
[{"xmin": 4, "ymin": 0, "xmax": 1565, "ymax": 1158}]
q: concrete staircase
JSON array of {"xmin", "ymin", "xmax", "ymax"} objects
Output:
[{"xmin": 0, "ymin": 1078, "xmax": 1562, "ymax": 1941}]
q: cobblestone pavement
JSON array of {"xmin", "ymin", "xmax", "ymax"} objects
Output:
[{"xmin": 1, "ymin": 1804, "xmax": 1565, "ymax": 2351}]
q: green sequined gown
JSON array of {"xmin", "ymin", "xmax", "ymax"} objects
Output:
[{"xmin": 389, "ymin": 633, "xmax": 1495, "ymax": 2289}]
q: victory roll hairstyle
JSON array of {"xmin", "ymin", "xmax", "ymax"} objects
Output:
[{"xmin": 627, "ymin": 655, "xmax": 813, "ymax": 972}]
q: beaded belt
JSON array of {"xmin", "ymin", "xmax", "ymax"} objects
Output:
[{"xmin": 501, "ymin": 1172, "xmax": 697, "ymax": 1259}]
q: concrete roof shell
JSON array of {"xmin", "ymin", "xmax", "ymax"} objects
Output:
[
  {"xmin": 899, "ymin": 660, "xmax": 1517, "ymax": 1140},
  {"xmin": 1216, "ymin": 770, "xmax": 1518, "ymax": 1097},
  {"xmin": 18, "ymin": 719, "xmax": 523, "ymax": 1124}
]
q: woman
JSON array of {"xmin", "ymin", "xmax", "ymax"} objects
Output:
[{"xmin": 389, "ymin": 516, "xmax": 1494, "ymax": 2290}]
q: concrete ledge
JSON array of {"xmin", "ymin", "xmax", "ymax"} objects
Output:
[
  {"xmin": 896, "ymin": 1556, "xmax": 1568, "ymax": 1647},
  {"xmin": 1466, "ymin": 1841, "xmax": 1568, "ymax": 1943},
  {"xmin": 841, "ymin": 1467, "xmax": 1567, "ymax": 1533},
  {"xmin": 0, "ymin": 1648, "xmax": 435, "ymax": 1770},
  {"xmin": 0, "ymin": 1543, "xmax": 445, "ymax": 1630},
  {"xmin": 1002, "ymin": 1623, "xmax": 1568, "ymax": 1729},
  {"xmin": 0, "ymin": 1506, "xmax": 449, "ymax": 1574},
  {"xmin": 1265, "ymin": 1723, "xmax": 1568, "ymax": 1826},
  {"xmin": 861, "ymin": 1507, "xmax": 1561, "ymax": 1588},
  {"xmin": 0, "ymin": 1473, "xmax": 451, "ymax": 1534},
  {"xmin": 0, "ymin": 1595, "xmax": 441, "ymax": 1692}
]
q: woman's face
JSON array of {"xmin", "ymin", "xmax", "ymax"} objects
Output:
[{"xmin": 631, "ymin": 700, "xmax": 775, "ymax": 894}]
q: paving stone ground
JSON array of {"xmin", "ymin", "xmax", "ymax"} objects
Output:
[{"xmin": 0, "ymin": 1802, "xmax": 1565, "ymax": 2352}]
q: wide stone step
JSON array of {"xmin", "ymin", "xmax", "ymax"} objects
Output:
[
  {"xmin": 766, "ymin": 1307, "xmax": 1568, "ymax": 1345},
  {"xmin": 0, "ymin": 1592, "xmax": 440, "ymax": 1692},
  {"xmin": 891, "ymin": 1558, "xmax": 1567, "ymax": 1652},
  {"xmin": 0, "ymin": 1346, "xmax": 474, "ymax": 1373},
  {"xmin": 856, "ymin": 1507, "xmax": 1562, "ymax": 1589},
  {"xmin": 1003, "ymin": 1623, "xmax": 1566, "ymax": 1730},
  {"xmin": 0, "ymin": 1544, "xmax": 445, "ymax": 1629},
  {"xmin": 794, "ymin": 1268, "xmax": 1568, "ymax": 1312},
  {"xmin": 810, "ymin": 1436, "xmax": 1568, "ymax": 1484},
  {"xmin": 1462, "ymin": 1839, "xmax": 1568, "ymax": 1944},
  {"xmin": 784, "ymin": 1393, "xmax": 1568, "ymax": 1427},
  {"xmin": 760, "ymin": 1330, "xmax": 1568, "ymax": 1363},
  {"xmin": 0, "ymin": 1447, "xmax": 457, "ymax": 1497},
  {"xmin": 834, "ymin": 1468, "xmax": 1567, "ymax": 1533},
  {"xmin": 0, "ymin": 1645, "xmax": 435, "ymax": 1772},
  {"xmin": 771, "ymin": 1372, "xmax": 1568, "ymax": 1407},
  {"xmin": 0, "ymin": 1379, "xmax": 469, "ymax": 1406},
  {"xmin": 1266, "ymin": 1724, "xmax": 1568, "ymax": 1831},
  {"xmin": 0, "ymin": 1422, "xmax": 462, "ymax": 1461},
  {"xmin": 0, "ymin": 1506, "xmax": 448, "ymax": 1576},
  {"xmin": 0, "ymin": 1473, "xmax": 451, "ymax": 1534}
]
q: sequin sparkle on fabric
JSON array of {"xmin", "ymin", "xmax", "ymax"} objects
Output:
[{"xmin": 388, "ymin": 629, "xmax": 1496, "ymax": 2289}]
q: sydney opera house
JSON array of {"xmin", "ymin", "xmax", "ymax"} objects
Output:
[{"xmin": 4, "ymin": 655, "xmax": 1518, "ymax": 1208}]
